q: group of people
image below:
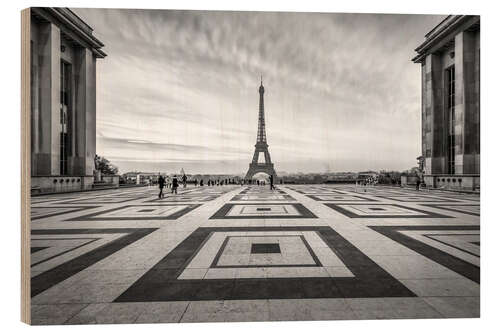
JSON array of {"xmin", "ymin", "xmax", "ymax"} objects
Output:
[
  {"xmin": 157, "ymin": 175, "xmax": 178, "ymax": 198},
  {"xmin": 156, "ymin": 174, "xmax": 276, "ymax": 198},
  {"xmin": 157, "ymin": 174, "xmax": 189, "ymax": 198}
]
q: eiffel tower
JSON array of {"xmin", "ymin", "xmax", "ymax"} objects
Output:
[{"xmin": 245, "ymin": 77, "xmax": 278, "ymax": 180}]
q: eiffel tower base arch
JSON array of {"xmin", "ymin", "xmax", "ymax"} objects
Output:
[{"xmin": 245, "ymin": 163, "xmax": 277, "ymax": 180}]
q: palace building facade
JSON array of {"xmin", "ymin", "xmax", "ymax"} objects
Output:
[
  {"xmin": 412, "ymin": 15, "xmax": 480, "ymax": 191},
  {"xmin": 29, "ymin": 8, "xmax": 107, "ymax": 193}
]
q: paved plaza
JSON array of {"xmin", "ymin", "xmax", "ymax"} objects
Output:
[{"xmin": 30, "ymin": 184, "xmax": 480, "ymax": 324}]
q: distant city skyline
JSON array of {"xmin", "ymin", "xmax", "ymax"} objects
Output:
[{"xmin": 74, "ymin": 8, "xmax": 446, "ymax": 174}]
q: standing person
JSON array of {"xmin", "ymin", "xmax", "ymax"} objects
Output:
[
  {"xmin": 158, "ymin": 175, "xmax": 165, "ymax": 199},
  {"xmin": 182, "ymin": 174, "xmax": 187, "ymax": 188},
  {"xmin": 416, "ymin": 174, "xmax": 421, "ymax": 191},
  {"xmin": 269, "ymin": 175, "xmax": 275, "ymax": 190},
  {"xmin": 172, "ymin": 175, "xmax": 179, "ymax": 194}
]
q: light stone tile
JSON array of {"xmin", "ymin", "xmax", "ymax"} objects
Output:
[
  {"xmin": 401, "ymin": 278, "xmax": 480, "ymax": 297},
  {"xmin": 325, "ymin": 266, "xmax": 355, "ymax": 277},
  {"xmin": 31, "ymin": 303, "xmax": 88, "ymax": 325},
  {"xmin": 178, "ymin": 268, "xmax": 208, "ymax": 279},
  {"xmin": 204, "ymin": 268, "xmax": 237, "ymax": 279},
  {"xmin": 422, "ymin": 297, "xmax": 480, "ymax": 318},
  {"xmin": 370, "ymin": 255, "xmax": 465, "ymax": 279}
]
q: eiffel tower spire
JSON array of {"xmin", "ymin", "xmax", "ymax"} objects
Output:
[
  {"xmin": 257, "ymin": 76, "xmax": 266, "ymax": 143},
  {"xmin": 245, "ymin": 78, "xmax": 277, "ymax": 180}
]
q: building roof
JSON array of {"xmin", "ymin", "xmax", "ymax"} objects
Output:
[
  {"xmin": 412, "ymin": 15, "xmax": 479, "ymax": 63},
  {"xmin": 31, "ymin": 7, "xmax": 107, "ymax": 58}
]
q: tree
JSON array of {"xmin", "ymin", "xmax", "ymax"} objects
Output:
[{"xmin": 94, "ymin": 154, "xmax": 119, "ymax": 175}]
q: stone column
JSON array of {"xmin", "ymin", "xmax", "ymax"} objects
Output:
[
  {"xmin": 425, "ymin": 53, "xmax": 445, "ymax": 174},
  {"xmin": 36, "ymin": 22, "xmax": 60, "ymax": 175},
  {"xmin": 74, "ymin": 48, "xmax": 97, "ymax": 176},
  {"xmin": 453, "ymin": 33, "xmax": 466, "ymax": 174},
  {"xmin": 455, "ymin": 31, "xmax": 479, "ymax": 174}
]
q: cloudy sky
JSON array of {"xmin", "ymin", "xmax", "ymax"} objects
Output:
[{"xmin": 73, "ymin": 8, "xmax": 445, "ymax": 174}]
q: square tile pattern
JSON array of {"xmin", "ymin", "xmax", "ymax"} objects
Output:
[
  {"xmin": 116, "ymin": 226, "xmax": 415, "ymax": 302},
  {"xmin": 210, "ymin": 203, "xmax": 317, "ymax": 219}
]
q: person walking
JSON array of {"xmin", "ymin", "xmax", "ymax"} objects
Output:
[
  {"xmin": 158, "ymin": 175, "xmax": 165, "ymax": 199},
  {"xmin": 182, "ymin": 174, "xmax": 187, "ymax": 188},
  {"xmin": 172, "ymin": 175, "xmax": 179, "ymax": 194},
  {"xmin": 269, "ymin": 175, "xmax": 275, "ymax": 190}
]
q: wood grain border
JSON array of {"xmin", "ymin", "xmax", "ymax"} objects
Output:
[{"xmin": 21, "ymin": 7, "xmax": 31, "ymax": 325}]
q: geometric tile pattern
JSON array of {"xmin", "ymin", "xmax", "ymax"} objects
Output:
[
  {"xmin": 67, "ymin": 204, "xmax": 202, "ymax": 221},
  {"xmin": 30, "ymin": 228, "xmax": 158, "ymax": 297},
  {"xmin": 306, "ymin": 194, "xmax": 377, "ymax": 202},
  {"xmin": 210, "ymin": 203, "xmax": 317, "ymax": 219},
  {"xmin": 374, "ymin": 195, "xmax": 461, "ymax": 202},
  {"xmin": 420, "ymin": 204, "xmax": 480, "ymax": 216},
  {"xmin": 324, "ymin": 203, "xmax": 452, "ymax": 218},
  {"xmin": 231, "ymin": 194, "xmax": 296, "ymax": 201},
  {"xmin": 29, "ymin": 184, "xmax": 480, "ymax": 324},
  {"xmin": 31, "ymin": 206, "xmax": 100, "ymax": 220},
  {"xmin": 370, "ymin": 225, "xmax": 480, "ymax": 283},
  {"xmin": 143, "ymin": 195, "xmax": 220, "ymax": 203},
  {"xmin": 115, "ymin": 226, "xmax": 415, "ymax": 302},
  {"xmin": 59, "ymin": 196, "xmax": 147, "ymax": 204}
]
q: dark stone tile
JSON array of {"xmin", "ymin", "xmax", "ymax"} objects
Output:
[
  {"xmin": 251, "ymin": 243, "xmax": 281, "ymax": 254},
  {"xmin": 31, "ymin": 247, "xmax": 49, "ymax": 254}
]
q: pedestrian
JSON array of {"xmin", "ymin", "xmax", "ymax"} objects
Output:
[
  {"xmin": 200, "ymin": 179, "xmax": 204, "ymax": 186},
  {"xmin": 269, "ymin": 174, "xmax": 275, "ymax": 190},
  {"xmin": 416, "ymin": 175, "xmax": 421, "ymax": 191},
  {"xmin": 158, "ymin": 175, "xmax": 165, "ymax": 199},
  {"xmin": 182, "ymin": 174, "xmax": 187, "ymax": 188},
  {"xmin": 172, "ymin": 175, "xmax": 179, "ymax": 194}
]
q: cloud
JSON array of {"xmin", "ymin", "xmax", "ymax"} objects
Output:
[{"xmin": 73, "ymin": 8, "xmax": 446, "ymax": 173}]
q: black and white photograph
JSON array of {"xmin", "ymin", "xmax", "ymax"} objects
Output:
[{"xmin": 18, "ymin": 3, "xmax": 484, "ymax": 327}]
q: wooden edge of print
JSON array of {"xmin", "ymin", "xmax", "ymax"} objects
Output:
[{"xmin": 21, "ymin": 7, "xmax": 31, "ymax": 325}]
